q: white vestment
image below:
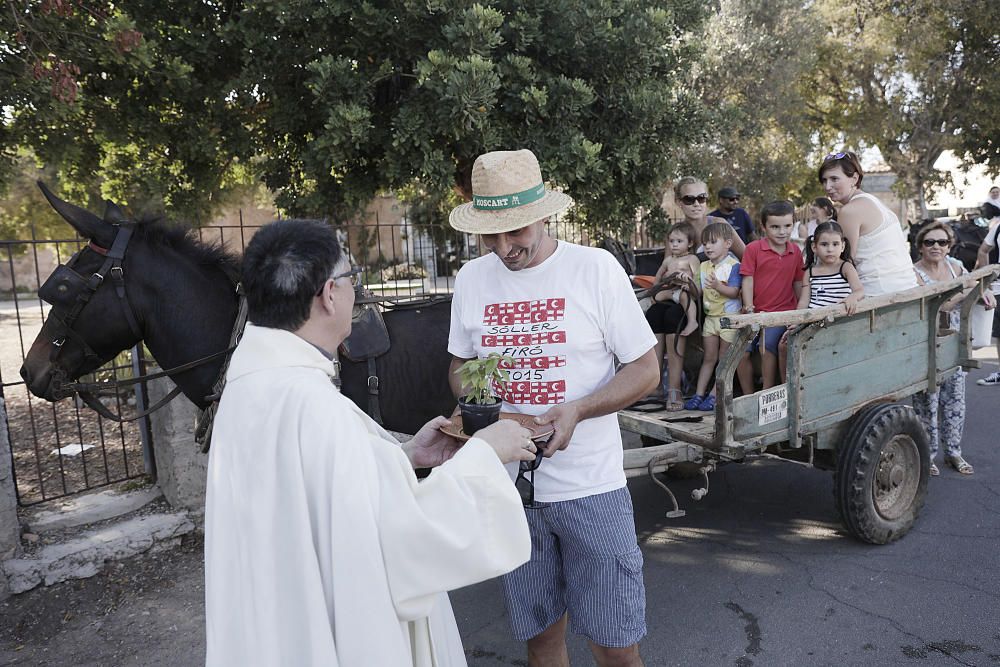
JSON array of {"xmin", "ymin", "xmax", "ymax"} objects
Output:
[{"xmin": 205, "ymin": 324, "xmax": 530, "ymax": 666}]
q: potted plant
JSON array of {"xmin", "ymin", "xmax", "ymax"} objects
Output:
[{"xmin": 454, "ymin": 353, "xmax": 514, "ymax": 435}]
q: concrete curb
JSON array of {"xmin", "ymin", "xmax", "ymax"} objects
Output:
[
  {"xmin": 24, "ymin": 487, "xmax": 163, "ymax": 533},
  {"xmin": 2, "ymin": 512, "xmax": 195, "ymax": 595}
]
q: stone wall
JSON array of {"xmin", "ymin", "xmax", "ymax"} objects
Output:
[
  {"xmin": 147, "ymin": 379, "xmax": 207, "ymax": 514},
  {"xmin": 0, "ymin": 396, "xmax": 23, "ymax": 598}
]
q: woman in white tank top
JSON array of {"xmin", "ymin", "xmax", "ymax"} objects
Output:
[{"xmin": 818, "ymin": 152, "xmax": 917, "ymax": 296}]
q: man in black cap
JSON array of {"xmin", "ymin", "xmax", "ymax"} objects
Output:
[{"xmin": 709, "ymin": 186, "xmax": 755, "ymax": 243}]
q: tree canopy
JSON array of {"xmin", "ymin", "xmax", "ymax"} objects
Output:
[
  {"xmin": 2, "ymin": 0, "xmax": 712, "ymax": 234},
  {"xmin": 804, "ymin": 0, "xmax": 1000, "ymax": 216},
  {"xmin": 2, "ymin": 0, "xmax": 999, "ymax": 237}
]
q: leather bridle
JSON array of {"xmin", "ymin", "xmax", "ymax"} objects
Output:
[{"xmin": 38, "ymin": 223, "xmax": 247, "ymax": 427}]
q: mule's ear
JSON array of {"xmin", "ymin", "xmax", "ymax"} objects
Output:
[
  {"xmin": 103, "ymin": 200, "xmax": 128, "ymax": 224},
  {"xmin": 36, "ymin": 181, "xmax": 113, "ymax": 245}
]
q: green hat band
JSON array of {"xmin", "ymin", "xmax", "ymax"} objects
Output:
[{"xmin": 473, "ymin": 183, "xmax": 545, "ymax": 210}]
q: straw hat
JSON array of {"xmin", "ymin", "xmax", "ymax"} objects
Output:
[{"xmin": 449, "ymin": 149, "xmax": 573, "ymax": 234}]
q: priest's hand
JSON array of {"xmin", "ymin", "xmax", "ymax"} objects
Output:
[
  {"xmin": 474, "ymin": 419, "xmax": 538, "ymax": 465},
  {"xmin": 405, "ymin": 416, "xmax": 463, "ymax": 468}
]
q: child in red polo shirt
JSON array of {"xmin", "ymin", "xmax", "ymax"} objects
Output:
[{"xmin": 740, "ymin": 201, "xmax": 804, "ymax": 388}]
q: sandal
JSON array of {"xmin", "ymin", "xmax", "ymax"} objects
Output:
[
  {"xmin": 946, "ymin": 455, "xmax": 974, "ymax": 475},
  {"xmin": 665, "ymin": 388, "xmax": 684, "ymax": 412},
  {"xmin": 698, "ymin": 394, "xmax": 716, "ymax": 411},
  {"xmin": 683, "ymin": 394, "xmax": 704, "ymax": 410},
  {"xmin": 929, "ymin": 463, "xmax": 940, "ymax": 477}
]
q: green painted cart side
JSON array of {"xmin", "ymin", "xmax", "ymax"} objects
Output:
[{"xmin": 619, "ymin": 265, "xmax": 999, "ymax": 544}]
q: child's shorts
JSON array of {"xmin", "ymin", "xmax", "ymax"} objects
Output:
[
  {"xmin": 747, "ymin": 326, "xmax": 784, "ymax": 355},
  {"xmin": 703, "ymin": 315, "xmax": 738, "ymax": 343}
]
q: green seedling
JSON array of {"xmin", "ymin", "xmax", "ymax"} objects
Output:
[{"xmin": 454, "ymin": 353, "xmax": 515, "ymax": 405}]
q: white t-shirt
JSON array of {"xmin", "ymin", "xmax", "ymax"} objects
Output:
[{"xmin": 448, "ymin": 241, "xmax": 656, "ymax": 502}]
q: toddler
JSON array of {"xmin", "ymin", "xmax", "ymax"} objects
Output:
[{"xmin": 684, "ymin": 223, "xmax": 743, "ymax": 411}]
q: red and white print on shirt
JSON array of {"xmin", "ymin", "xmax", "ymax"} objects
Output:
[{"xmin": 481, "ymin": 298, "xmax": 567, "ymax": 404}]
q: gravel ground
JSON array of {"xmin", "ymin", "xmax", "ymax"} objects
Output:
[{"xmin": 0, "ymin": 534, "xmax": 205, "ymax": 667}]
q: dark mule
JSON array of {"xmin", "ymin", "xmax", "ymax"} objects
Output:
[{"xmin": 20, "ymin": 186, "xmax": 455, "ymax": 436}]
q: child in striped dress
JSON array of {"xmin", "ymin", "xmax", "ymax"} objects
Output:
[{"xmin": 797, "ymin": 221, "xmax": 865, "ymax": 313}]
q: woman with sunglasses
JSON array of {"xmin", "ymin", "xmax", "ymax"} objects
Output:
[
  {"xmin": 818, "ymin": 151, "xmax": 916, "ymax": 296},
  {"xmin": 673, "ymin": 177, "xmax": 747, "ymax": 262},
  {"xmin": 645, "ymin": 177, "xmax": 748, "ymax": 404},
  {"xmin": 911, "ymin": 221, "xmax": 995, "ymax": 476}
]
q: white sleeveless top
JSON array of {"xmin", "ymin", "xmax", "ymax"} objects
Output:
[{"xmin": 851, "ymin": 192, "xmax": 918, "ymax": 296}]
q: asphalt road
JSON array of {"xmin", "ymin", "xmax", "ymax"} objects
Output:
[
  {"xmin": 455, "ymin": 361, "xmax": 1000, "ymax": 667},
  {"xmin": 2, "ymin": 363, "xmax": 998, "ymax": 666}
]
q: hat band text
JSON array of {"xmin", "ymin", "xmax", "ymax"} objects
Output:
[{"xmin": 473, "ymin": 183, "xmax": 545, "ymax": 210}]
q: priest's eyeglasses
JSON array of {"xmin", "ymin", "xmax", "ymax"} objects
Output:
[
  {"xmin": 515, "ymin": 448, "xmax": 545, "ymax": 509},
  {"xmin": 316, "ymin": 266, "xmax": 363, "ymax": 295}
]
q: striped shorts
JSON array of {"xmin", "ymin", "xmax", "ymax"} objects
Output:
[{"xmin": 500, "ymin": 486, "xmax": 646, "ymax": 647}]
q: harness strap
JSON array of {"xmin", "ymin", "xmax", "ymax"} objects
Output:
[
  {"xmin": 56, "ymin": 344, "xmax": 238, "ymax": 396},
  {"xmin": 76, "ymin": 384, "xmax": 184, "ymax": 423},
  {"xmin": 196, "ymin": 285, "xmax": 249, "ymax": 451},
  {"xmin": 367, "ymin": 357, "xmax": 383, "ymax": 425}
]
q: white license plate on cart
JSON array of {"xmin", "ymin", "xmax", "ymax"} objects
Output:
[{"xmin": 758, "ymin": 384, "xmax": 788, "ymax": 425}]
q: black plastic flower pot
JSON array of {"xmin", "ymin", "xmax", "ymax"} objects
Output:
[{"xmin": 458, "ymin": 396, "xmax": 502, "ymax": 436}]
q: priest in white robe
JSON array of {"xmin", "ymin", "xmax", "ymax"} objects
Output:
[{"xmin": 205, "ymin": 219, "xmax": 536, "ymax": 666}]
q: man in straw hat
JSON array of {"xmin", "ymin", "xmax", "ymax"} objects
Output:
[{"xmin": 448, "ymin": 149, "xmax": 660, "ymax": 666}]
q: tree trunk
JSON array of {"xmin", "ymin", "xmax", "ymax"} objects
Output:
[{"xmin": 917, "ymin": 179, "xmax": 928, "ymax": 220}]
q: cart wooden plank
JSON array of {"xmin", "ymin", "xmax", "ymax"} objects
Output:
[{"xmin": 617, "ymin": 408, "xmax": 716, "ymax": 447}]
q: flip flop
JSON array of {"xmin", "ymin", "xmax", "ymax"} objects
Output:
[
  {"xmin": 946, "ymin": 455, "xmax": 973, "ymax": 475},
  {"xmin": 665, "ymin": 388, "xmax": 684, "ymax": 412}
]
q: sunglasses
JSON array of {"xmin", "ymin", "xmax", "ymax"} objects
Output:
[
  {"xmin": 315, "ymin": 266, "xmax": 363, "ymax": 296},
  {"xmin": 514, "ymin": 448, "xmax": 545, "ymax": 509},
  {"xmin": 824, "ymin": 151, "xmax": 849, "ymax": 161},
  {"xmin": 724, "ymin": 196, "xmax": 741, "ymax": 202},
  {"xmin": 921, "ymin": 238, "xmax": 951, "ymax": 247},
  {"xmin": 679, "ymin": 194, "xmax": 709, "ymax": 206}
]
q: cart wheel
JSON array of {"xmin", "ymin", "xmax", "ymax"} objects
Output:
[{"xmin": 834, "ymin": 403, "xmax": 929, "ymax": 545}]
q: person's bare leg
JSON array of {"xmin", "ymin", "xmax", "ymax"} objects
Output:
[
  {"xmin": 527, "ymin": 614, "xmax": 570, "ymax": 667},
  {"xmin": 736, "ymin": 354, "xmax": 754, "ymax": 395},
  {"xmin": 708, "ymin": 340, "xmax": 732, "ymax": 397},
  {"xmin": 589, "ymin": 642, "xmax": 644, "ymax": 667},
  {"xmin": 761, "ymin": 350, "xmax": 777, "ymax": 389},
  {"xmin": 665, "ymin": 333, "xmax": 685, "ymax": 394},
  {"xmin": 694, "ymin": 335, "xmax": 719, "ymax": 397},
  {"xmin": 777, "ymin": 334, "xmax": 789, "ymax": 383},
  {"xmin": 680, "ymin": 296, "xmax": 699, "ymax": 337}
]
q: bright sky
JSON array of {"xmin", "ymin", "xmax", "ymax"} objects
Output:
[{"xmin": 928, "ymin": 151, "xmax": 997, "ymax": 213}]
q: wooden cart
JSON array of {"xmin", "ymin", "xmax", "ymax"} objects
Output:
[{"xmin": 619, "ymin": 265, "xmax": 999, "ymax": 544}]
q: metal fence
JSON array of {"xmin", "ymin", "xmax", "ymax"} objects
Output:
[
  {"xmin": 1, "ymin": 231, "xmax": 154, "ymax": 506},
  {"xmin": 1, "ymin": 210, "xmax": 662, "ymax": 506}
]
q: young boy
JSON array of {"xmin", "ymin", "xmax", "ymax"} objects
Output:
[
  {"xmin": 684, "ymin": 223, "xmax": 743, "ymax": 410},
  {"xmin": 740, "ymin": 200, "xmax": 804, "ymax": 388}
]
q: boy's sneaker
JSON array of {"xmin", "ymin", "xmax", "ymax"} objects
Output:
[{"xmin": 977, "ymin": 372, "xmax": 1000, "ymax": 386}]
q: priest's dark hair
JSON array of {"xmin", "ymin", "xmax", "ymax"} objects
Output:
[{"xmin": 242, "ymin": 218, "xmax": 344, "ymax": 330}]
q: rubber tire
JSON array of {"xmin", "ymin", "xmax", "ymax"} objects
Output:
[{"xmin": 834, "ymin": 403, "xmax": 930, "ymax": 545}]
